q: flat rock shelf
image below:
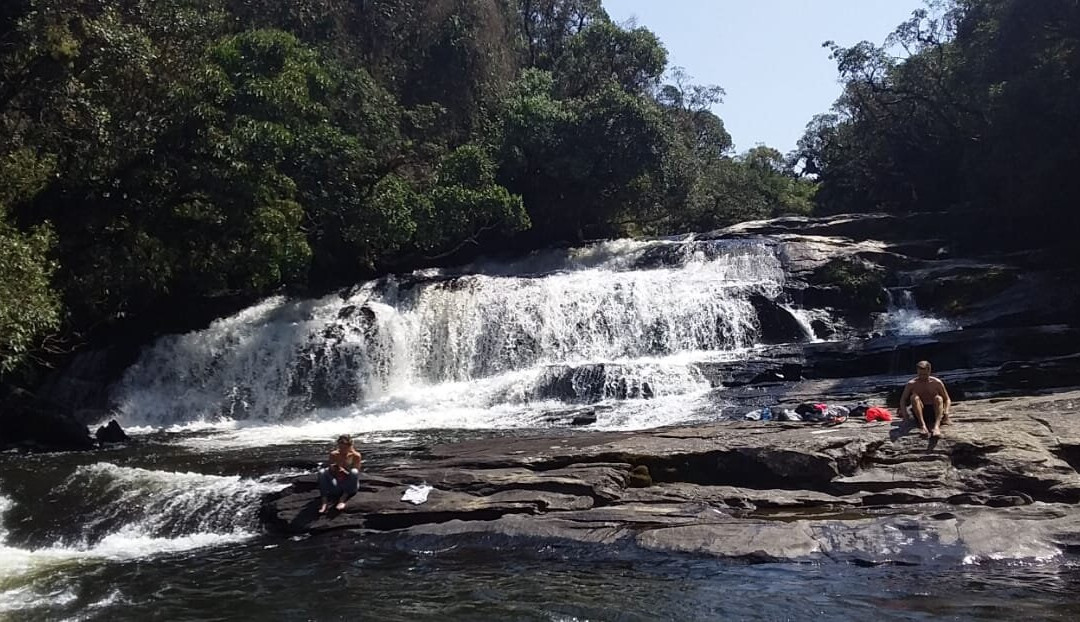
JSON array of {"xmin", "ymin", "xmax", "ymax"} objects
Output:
[{"xmin": 262, "ymin": 389, "xmax": 1080, "ymax": 564}]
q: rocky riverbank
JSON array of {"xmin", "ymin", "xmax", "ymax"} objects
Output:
[
  {"xmin": 262, "ymin": 389, "xmax": 1080, "ymax": 564},
  {"xmin": 7, "ymin": 211, "xmax": 1078, "ymax": 452}
]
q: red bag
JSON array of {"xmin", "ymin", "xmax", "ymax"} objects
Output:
[{"xmin": 865, "ymin": 406, "xmax": 892, "ymax": 422}]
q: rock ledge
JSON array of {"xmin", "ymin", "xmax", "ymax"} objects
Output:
[{"xmin": 261, "ymin": 389, "xmax": 1080, "ymax": 564}]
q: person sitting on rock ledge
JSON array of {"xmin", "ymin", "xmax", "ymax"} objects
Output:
[
  {"xmin": 318, "ymin": 434, "xmax": 363, "ymax": 514},
  {"xmin": 899, "ymin": 360, "xmax": 952, "ymax": 438}
]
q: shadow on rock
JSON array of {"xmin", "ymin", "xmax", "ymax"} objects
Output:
[{"xmin": 289, "ymin": 499, "xmax": 326, "ymax": 531}]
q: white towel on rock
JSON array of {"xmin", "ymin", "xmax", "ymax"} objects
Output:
[{"xmin": 402, "ymin": 484, "xmax": 432, "ymax": 505}]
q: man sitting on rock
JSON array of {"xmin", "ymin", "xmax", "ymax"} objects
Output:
[
  {"xmin": 318, "ymin": 434, "xmax": 363, "ymax": 514},
  {"xmin": 899, "ymin": 360, "xmax": 952, "ymax": 438}
]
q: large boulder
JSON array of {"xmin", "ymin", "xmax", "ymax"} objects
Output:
[
  {"xmin": 0, "ymin": 389, "xmax": 94, "ymax": 451},
  {"xmin": 95, "ymin": 419, "xmax": 129, "ymax": 444},
  {"xmin": 799, "ymin": 325, "xmax": 1080, "ymax": 379},
  {"xmin": 527, "ymin": 363, "xmax": 656, "ymax": 403},
  {"xmin": 749, "ymin": 294, "xmax": 810, "ymax": 344},
  {"xmin": 33, "ymin": 345, "xmax": 141, "ymax": 422}
]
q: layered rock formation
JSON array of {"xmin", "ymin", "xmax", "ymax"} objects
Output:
[
  {"xmin": 262, "ymin": 390, "xmax": 1080, "ymax": 564},
  {"xmin": 10, "ymin": 211, "xmax": 1079, "ymax": 457},
  {"xmin": 689, "ymin": 211, "xmax": 1080, "ymax": 417}
]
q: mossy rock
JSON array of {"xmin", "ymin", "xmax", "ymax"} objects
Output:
[
  {"xmin": 629, "ymin": 465, "xmax": 653, "ymax": 488},
  {"xmin": 914, "ymin": 267, "xmax": 1018, "ymax": 315},
  {"xmin": 809, "ymin": 257, "xmax": 886, "ymax": 312}
]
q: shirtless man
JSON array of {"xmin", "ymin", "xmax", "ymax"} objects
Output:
[
  {"xmin": 899, "ymin": 360, "xmax": 952, "ymax": 438},
  {"xmin": 318, "ymin": 434, "xmax": 363, "ymax": 513}
]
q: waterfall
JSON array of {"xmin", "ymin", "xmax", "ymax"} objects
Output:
[
  {"xmin": 876, "ymin": 288, "xmax": 956, "ymax": 336},
  {"xmin": 779, "ymin": 304, "xmax": 834, "ymax": 343},
  {"xmin": 111, "ymin": 238, "xmax": 788, "ymax": 435}
]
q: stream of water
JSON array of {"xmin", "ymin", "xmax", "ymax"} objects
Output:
[{"xmin": 5, "ymin": 237, "xmax": 1069, "ymax": 621}]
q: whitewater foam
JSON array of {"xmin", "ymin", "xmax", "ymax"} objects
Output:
[
  {"xmin": 79, "ymin": 238, "xmax": 953, "ymax": 450},
  {"xmin": 0, "ymin": 466, "xmax": 288, "ymax": 609},
  {"xmin": 111, "ymin": 237, "xmax": 781, "ymax": 437},
  {"xmin": 441, "ymin": 236, "xmax": 687, "ymax": 276},
  {"xmin": 877, "ymin": 288, "xmax": 957, "ymax": 336},
  {"xmin": 130, "ymin": 347, "xmax": 731, "ymax": 449}
]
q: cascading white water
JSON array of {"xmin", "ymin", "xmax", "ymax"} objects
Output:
[
  {"xmin": 1, "ymin": 465, "xmax": 284, "ymax": 565},
  {"xmin": 0, "ymin": 466, "xmax": 288, "ymax": 611},
  {"xmin": 62, "ymin": 463, "xmax": 288, "ymax": 542},
  {"xmin": 779, "ymin": 304, "xmax": 835, "ymax": 343},
  {"xmin": 111, "ymin": 238, "xmax": 787, "ymax": 440},
  {"xmin": 876, "ymin": 288, "xmax": 956, "ymax": 336}
]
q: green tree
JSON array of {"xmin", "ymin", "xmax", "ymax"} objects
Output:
[
  {"xmin": 0, "ymin": 149, "xmax": 62, "ymax": 376},
  {"xmin": 554, "ymin": 20, "xmax": 667, "ymax": 97},
  {"xmin": 656, "ymin": 66, "xmax": 732, "ymax": 161},
  {"xmin": 797, "ymin": 0, "xmax": 1080, "ymax": 254},
  {"xmin": 415, "ymin": 144, "xmax": 529, "ymax": 257},
  {"xmin": 495, "ymin": 69, "xmax": 679, "ymax": 241},
  {"xmin": 517, "ymin": 0, "xmax": 607, "ymax": 69},
  {"xmin": 0, "ymin": 223, "xmax": 62, "ymax": 375}
]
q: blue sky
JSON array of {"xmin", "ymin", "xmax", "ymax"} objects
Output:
[{"xmin": 603, "ymin": 1, "xmax": 924, "ymax": 154}]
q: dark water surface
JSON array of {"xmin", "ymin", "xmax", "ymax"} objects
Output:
[
  {"xmin": 3, "ymin": 435, "xmax": 1079, "ymax": 621},
  {"xmin": 9, "ymin": 233, "xmax": 1067, "ymax": 619},
  {"xmin": 7, "ymin": 532, "xmax": 1080, "ymax": 621}
]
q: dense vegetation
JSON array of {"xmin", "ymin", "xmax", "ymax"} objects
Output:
[
  {"xmin": 4, "ymin": 0, "xmax": 1077, "ymax": 388},
  {"xmin": 0, "ymin": 0, "xmax": 814, "ymax": 381},
  {"xmin": 793, "ymin": 0, "xmax": 1080, "ymax": 252}
]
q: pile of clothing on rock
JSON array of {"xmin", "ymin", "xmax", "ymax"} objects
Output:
[{"xmin": 742, "ymin": 401, "xmax": 894, "ymax": 424}]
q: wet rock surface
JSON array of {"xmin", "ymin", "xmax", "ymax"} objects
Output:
[
  {"xmin": 94, "ymin": 419, "xmax": 129, "ymax": 444},
  {"xmin": 20, "ymin": 212, "xmax": 1080, "ymax": 453},
  {"xmin": 0, "ymin": 388, "xmax": 95, "ymax": 451},
  {"xmin": 262, "ymin": 389, "xmax": 1080, "ymax": 563},
  {"xmin": 708, "ymin": 212, "xmax": 1079, "ymax": 334},
  {"xmin": 695, "ymin": 212, "xmax": 1080, "ymax": 418}
]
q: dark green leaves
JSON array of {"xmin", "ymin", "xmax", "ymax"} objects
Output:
[
  {"xmin": 800, "ymin": 0, "xmax": 1080, "ymax": 252},
  {"xmin": 0, "ymin": 0, "xmax": 826, "ymax": 380},
  {"xmin": 0, "ymin": 221, "xmax": 61, "ymax": 375}
]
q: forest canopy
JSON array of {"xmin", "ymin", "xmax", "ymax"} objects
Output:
[
  {"xmin": 792, "ymin": 0, "xmax": 1080, "ymax": 250},
  {"xmin": 6, "ymin": 0, "xmax": 1077, "ymax": 381},
  {"xmin": 0, "ymin": 0, "xmax": 817, "ymax": 379}
]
